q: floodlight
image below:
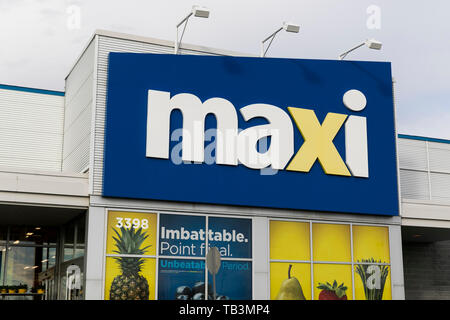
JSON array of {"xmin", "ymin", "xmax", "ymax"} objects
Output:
[
  {"xmin": 283, "ymin": 22, "xmax": 300, "ymax": 33},
  {"xmin": 339, "ymin": 38, "xmax": 383, "ymax": 60},
  {"xmin": 261, "ymin": 22, "xmax": 300, "ymax": 57},
  {"xmin": 365, "ymin": 39, "xmax": 382, "ymax": 50},
  {"xmin": 192, "ymin": 5, "xmax": 210, "ymax": 18},
  {"xmin": 175, "ymin": 5, "xmax": 210, "ymax": 54}
]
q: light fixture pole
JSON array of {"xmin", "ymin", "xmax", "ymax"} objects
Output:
[
  {"xmin": 339, "ymin": 39, "xmax": 382, "ymax": 60},
  {"xmin": 260, "ymin": 22, "xmax": 300, "ymax": 57},
  {"xmin": 175, "ymin": 5, "xmax": 210, "ymax": 54}
]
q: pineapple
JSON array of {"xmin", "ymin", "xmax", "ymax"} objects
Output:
[{"xmin": 109, "ymin": 227, "xmax": 151, "ymax": 300}]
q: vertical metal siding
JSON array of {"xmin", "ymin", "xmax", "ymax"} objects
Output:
[{"xmin": 0, "ymin": 88, "xmax": 64, "ymax": 171}]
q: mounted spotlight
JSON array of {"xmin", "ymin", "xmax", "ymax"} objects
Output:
[
  {"xmin": 260, "ymin": 22, "xmax": 300, "ymax": 57},
  {"xmin": 339, "ymin": 38, "xmax": 382, "ymax": 60},
  {"xmin": 175, "ymin": 5, "xmax": 210, "ymax": 54}
]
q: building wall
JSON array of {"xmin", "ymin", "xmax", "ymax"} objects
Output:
[
  {"xmin": 398, "ymin": 136, "xmax": 450, "ymax": 229},
  {"xmin": 398, "ymin": 136, "xmax": 450, "ymax": 202},
  {"xmin": 403, "ymin": 240, "xmax": 450, "ymax": 299},
  {"xmin": 0, "ymin": 86, "xmax": 64, "ymax": 172},
  {"xmin": 62, "ymin": 38, "xmax": 96, "ymax": 173}
]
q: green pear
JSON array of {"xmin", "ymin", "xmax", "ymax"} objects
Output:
[{"xmin": 275, "ymin": 264, "xmax": 306, "ymax": 300}]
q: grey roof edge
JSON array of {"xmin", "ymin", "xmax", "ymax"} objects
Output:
[
  {"xmin": 95, "ymin": 29, "xmax": 254, "ymax": 57},
  {"xmin": 64, "ymin": 29, "xmax": 255, "ymax": 81}
]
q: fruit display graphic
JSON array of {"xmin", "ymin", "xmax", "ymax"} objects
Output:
[
  {"xmin": 109, "ymin": 227, "xmax": 151, "ymax": 300},
  {"xmin": 317, "ymin": 280, "xmax": 348, "ymax": 300},
  {"xmin": 175, "ymin": 282, "xmax": 230, "ymax": 300},
  {"xmin": 275, "ymin": 265, "xmax": 306, "ymax": 300},
  {"xmin": 355, "ymin": 258, "xmax": 389, "ymax": 300}
]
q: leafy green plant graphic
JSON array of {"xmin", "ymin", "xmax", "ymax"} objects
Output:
[{"xmin": 355, "ymin": 258, "xmax": 389, "ymax": 300}]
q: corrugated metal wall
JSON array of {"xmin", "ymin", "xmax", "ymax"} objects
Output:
[
  {"xmin": 91, "ymin": 35, "xmax": 220, "ymax": 195},
  {"xmin": 62, "ymin": 39, "xmax": 95, "ymax": 173},
  {"xmin": 0, "ymin": 88, "xmax": 64, "ymax": 171},
  {"xmin": 398, "ymin": 137, "xmax": 450, "ymax": 202}
]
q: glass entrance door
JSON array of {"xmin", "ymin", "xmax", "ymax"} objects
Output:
[
  {"xmin": 59, "ymin": 257, "xmax": 84, "ymax": 300},
  {"xmin": 0, "ymin": 212, "xmax": 86, "ymax": 300}
]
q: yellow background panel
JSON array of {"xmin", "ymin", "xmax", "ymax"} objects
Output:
[
  {"xmin": 353, "ymin": 225, "xmax": 390, "ymax": 263},
  {"xmin": 313, "ymin": 264, "xmax": 353, "ymax": 300},
  {"xmin": 106, "ymin": 211, "xmax": 157, "ymax": 255},
  {"xmin": 270, "ymin": 262, "xmax": 311, "ymax": 300},
  {"xmin": 354, "ymin": 264, "xmax": 392, "ymax": 300},
  {"xmin": 270, "ymin": 221, "xmax": 310, "ymax": 261},
  {"xmin": 104, "ymin": 257, "xmax": 156, "ymax": 300},
  {"xmin": 312, "ymin": 223, "xmax": 351, "ymax": 262}
]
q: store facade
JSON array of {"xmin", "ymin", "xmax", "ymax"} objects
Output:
[
  {"xmin": 10, "ymin": 29, "xmax": 450, "ymax": 300},
  {"xmin": 77, "ymin": 30, "xmax": 404, "ymax": 300}
]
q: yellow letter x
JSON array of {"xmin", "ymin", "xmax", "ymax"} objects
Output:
[{"xmin": 286, "ymin": 107, "xmax": 351, "ymax": 176}]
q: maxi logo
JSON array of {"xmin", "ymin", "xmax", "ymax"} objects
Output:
[{"xmin": 146, "ymin": 89, "xmax": 369, "ymax": 178}]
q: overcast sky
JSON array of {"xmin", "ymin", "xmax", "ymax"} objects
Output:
[{"xmin": 1, "ymin": 0, "xmax": 449, "ymax": 139}]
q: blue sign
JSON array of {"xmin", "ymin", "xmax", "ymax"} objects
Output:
[{"xmin": 103, "ymin": 53, "xmax": 399, "ymax": 216}]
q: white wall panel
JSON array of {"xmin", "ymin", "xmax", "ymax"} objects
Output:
[
  {"xmin": 63, "ymin": 103, "xmax": 91, "ymax": 159},
  {"xmin": 62, "ymin": 38, "xmax": 95, "ymax": 173},
  {"xmin": 399, "ymin": 169, "xmax": 430, "ymax": 200},
  {"xmin": 398, "ymin": 138, "xmax": 428, "ymax": 171},
  {"xmin": 63, "ymin": 135, "xmax": 90, "ymax": 173},
  {"xmin": 398, "ymin": 138, "xmax": 450, "ymax": 203},
  {"xmin": 65, "ymin": 40, "xmax": 96, "ymax": 104},
  {"xmin": 0, "ymin": 88, "xmax": 64, "ymax": 172},
  {"xmin": 430, "ymin": 172, "xmax": 450, "ymax": 201},
  {"xmin": 64, "ymin": 73, "xmax": 93, "ymax": 131},
  {"xmin": 428, "ymin": 142, "xmax": 450, "ymax": 174}
]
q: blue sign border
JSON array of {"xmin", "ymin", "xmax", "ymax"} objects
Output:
[{"xmin": 103, "ymin": 53, "xmax": 399, "ymax": 216}]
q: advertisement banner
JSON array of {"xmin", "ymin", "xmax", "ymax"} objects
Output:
[
  {"xmin": 158, "ymin": 214, "xmax": 252, "ymax": 259},
  {"xmin": 105, "ymin": 211, "xmax": 158, "ymax": 300},
  {"xmin": 270, "ymin": 220, "xmax": 391, "ymax": 300},
  {"xmin": 158, "ymin": 258, "xmax": 252, "ymax": 300},
  {"xmin": 106, "ymin": 211, "xmax": 157, "ymax": 255},
  {"xmin": 103, "ymin": 53, "xmax": 399, "ymax": 216},
  {"xmin": 157, "ymin": 214, "xmax": 253, "ymax": 300}
]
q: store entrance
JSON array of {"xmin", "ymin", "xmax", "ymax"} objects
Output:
[
  {"xmin": 39, "ymin": 265, "xmax": 56, "ymax": 300},
  {"xmin": 0, "ymin": 205, "xmax": 86, "ymax": 300},
  {"xmin": 60, "ymin": 257, "xmax": 84, "ymax": 300}
]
